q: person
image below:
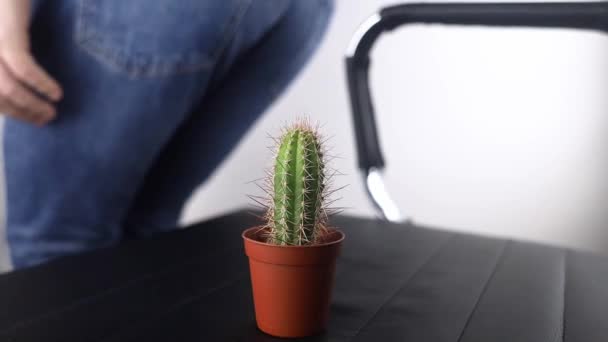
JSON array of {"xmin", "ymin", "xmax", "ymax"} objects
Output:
[{"xmin": 0, "ymin": 0, "xmax": 333, "ymax": 269}]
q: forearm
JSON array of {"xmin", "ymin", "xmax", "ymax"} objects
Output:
[{"xmin": 0, "ymin": 0, "xmax": 31, "ymax": 47}]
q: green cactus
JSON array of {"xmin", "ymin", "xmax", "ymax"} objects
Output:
[{"xmin": 268, "ymin": 121, "xmax": 327, "ymax": 246}]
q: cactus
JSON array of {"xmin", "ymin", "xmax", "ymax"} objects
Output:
[{"xmin": 265, "ymin": 120, "xmax": 329, "ymax": 246}]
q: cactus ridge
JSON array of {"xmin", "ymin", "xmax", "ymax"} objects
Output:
[{"xmin": 264, "ymin": 119, "xmax": 330, "ymax": 246}]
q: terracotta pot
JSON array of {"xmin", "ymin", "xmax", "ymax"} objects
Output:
[{"xmin": 242, "ymin": 227, "xmax": 345, "ymax": 338}]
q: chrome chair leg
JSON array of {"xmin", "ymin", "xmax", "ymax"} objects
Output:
[{"xmin": 364, "ymin": 167, "xmax": 403, "ymax": 222}]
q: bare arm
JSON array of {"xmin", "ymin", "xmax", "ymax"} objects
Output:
[{"xmin": 0, "ymin": 0, "xmax": 62, "ymax": 125}]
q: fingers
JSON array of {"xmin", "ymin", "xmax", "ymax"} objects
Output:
[
  {"xmin": 0, "ymin": 97, "xmax": 45, "ymax": 125},
  {"xmin": 0, "ymin": 0, "xmax": 60, "ymax": 125},
  {"xmin": 0, "ymin": 60, "xmax": 56, "ymax": 125},
  {"xmin": 1, "ymin": 49, "xmax": 62, "ymax": 101}
]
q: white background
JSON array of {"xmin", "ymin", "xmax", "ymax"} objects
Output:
[{"xmin": 2, "ymin": 0, "xmax": 607, "ymax": 271}]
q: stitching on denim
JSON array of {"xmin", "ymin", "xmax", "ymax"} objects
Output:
[
  {"xmin": 73, "ymin": 0, "xmax": 251, "ymax": 78},
  {"xmin": 209, "ymin": 0, "xmax": 252, "ymax": 63},
  {"xmin": 75, "ymin": 0, "xmax": 214, "ymax": 78},
  {"xmin": 77, "ymin": 41, "xmax": 216, "ymax": 79}
]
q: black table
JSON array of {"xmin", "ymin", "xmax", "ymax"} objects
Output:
[{"xmin": 0, "ymin": 210, "xmax": 606, "ymax": 341}]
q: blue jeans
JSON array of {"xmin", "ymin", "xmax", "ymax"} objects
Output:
[{"xmin": 4, "ymin": 0, "xmax": 333, "ymax": 269}]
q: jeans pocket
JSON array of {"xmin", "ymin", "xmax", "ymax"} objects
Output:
[{"xmin": 75, "ymin": 0, "xmax": 249, "ymax": 78}]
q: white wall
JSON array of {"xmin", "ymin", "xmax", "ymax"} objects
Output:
[
  {"xmin": 182, "ymin": 0, "xmax": 608, "ymax": 254},
  {"xmin": 1, "ymin": 0, "xmax": 607, "ymax": 270}
]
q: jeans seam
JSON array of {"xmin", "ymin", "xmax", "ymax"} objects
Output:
[
  {"xmin": 74, "ymin": 0, "xmax": 252, "ymax": 79},
  {"xmin": 209, "ymin": 0, "xmax": 253, "ymax": 64},
  {"xmin": 263, "ymin": 0, "xmax": 332, "ymax": 99}
]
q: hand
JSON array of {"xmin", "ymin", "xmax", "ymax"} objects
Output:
[{"xmin": 0, "ymin": 0, "xmax": 62, "ymax": 125}]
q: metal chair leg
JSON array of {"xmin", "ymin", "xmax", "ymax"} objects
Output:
[{"xmin": 364, "ymin": 167, "xmax": 403, "ymax": 222}]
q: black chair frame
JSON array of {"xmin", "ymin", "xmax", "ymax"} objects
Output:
[{"xmin": 345, "ymin": 2, "xmax": 608, "ymax": 220}]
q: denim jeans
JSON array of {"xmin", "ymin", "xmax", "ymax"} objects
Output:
[{"xmin": 4, "ymin": 0, "xmax": 333, "ymax": 269}]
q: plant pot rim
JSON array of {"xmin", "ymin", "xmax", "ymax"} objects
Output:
[{"xmin": 242, "ymin": 226, "xmax": 345, "ymax": 249}]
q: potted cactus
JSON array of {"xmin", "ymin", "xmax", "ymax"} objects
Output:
[{"xmin": 242, "ymin": 119, "xmax": 345, "ymax": 338}]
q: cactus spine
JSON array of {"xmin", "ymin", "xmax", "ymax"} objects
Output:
[{"xmin": 268, "ymin": 121, "xmax": 327, "ymax": 246}]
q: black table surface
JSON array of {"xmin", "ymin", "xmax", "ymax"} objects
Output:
[{"xmin": 0, "ymin": 209, "xmax": 606, "ymax": 342}]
